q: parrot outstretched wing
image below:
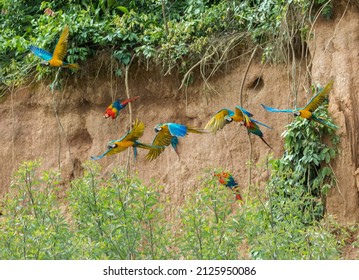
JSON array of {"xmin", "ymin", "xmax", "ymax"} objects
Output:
[
  {"xmin": 146, "ymin": 125, "xmax": 174, "ymax": 161},
  {"xmin": 52, "ymin": 25, "xmax": 69, "ymax": 62},
  {"xmin": 251, "ymin": 119, "xmax": 272, "ymax": 129},
  {"xmin": 118, "ymin": 119, "xmax": 145, "ymax": 142},
  {"xmin": 29, "ymin": 45, "xmax": 53, "ymax": 61},
  {"xmin": 236, "ymin": 106, "xmax": 272, "ymax": 129},
  {"xmin": 204, "ymin": 108, "xmax": 234, "ymax": 133},
  {"xmin": 235, "ymin": 106, "xmax": 253, "ymax": 118},
  {"xmin": 261, "ymin": 104, "xmax": 295, "ymax": 113},
  {"xmin": 303, "ymin": 80, "xmax": 334, "ymax": 112}
]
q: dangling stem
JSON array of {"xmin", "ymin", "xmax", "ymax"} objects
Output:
[
  {"xmin": 247, "ymin": 133, "xmax": 253, "ymax": 193},
  {"xmin": 50, "ymin": 68, "xmax": 73, "ymax": 171},
  {"xmin": 239, "ymin": 45, "xmax": 258, "ymax": 106},
  {"xmin": 124, "ymin": 56, "xmax": 135, "ymax": 175}
]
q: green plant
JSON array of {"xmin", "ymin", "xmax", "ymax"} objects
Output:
[
  {"xmin": 177, "ymin": 177, "xmax": 246, "ymax": 259},
  {"xmin": 68, "ymin": 161, "xmax": 172, "ymax": 259},
  {"xmin": 241, "ymin": 83, "xmax": 340, "ymax": 259},
  {"xmin": 0, "ymin": 160, "xmax": 74, "ymax": 259}
]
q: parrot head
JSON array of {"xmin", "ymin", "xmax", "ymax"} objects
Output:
[
  {"xmin": 104, "ymin": 107, "xmax": 117, "ymax": 119},
  {"xmin": 108, "ymin": 144, "xmax": 117, "ymax": 149},
  {"xmin": 293, "ymin": 111, "xmax": 301, "ymax": 117},
  {"xmin": 154, "ymin": 124, "xmax": 163, "ymax": 133},
  {"xmin": 214, "ymin": 171, "xmax": 230, "ymax": 183},
  {"xmin": 41, "ymin": 60, "xmax": 50, "ymax": 66},
  {"xmin": 224, "ymin": 116, "xmax": 233, "ymax": 123}
]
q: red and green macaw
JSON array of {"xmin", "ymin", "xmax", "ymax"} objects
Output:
[
  {"xmin": 29, "ymin": 25, "xmax": 79, "ymax": 69},
  {"xmin": 91, "ymin": 120, "xmax": 158, "ymax": 160},
  {"xmin": 261, "ymin": 80, "xmax": 337, "ymax": 129},
  {"xmin": 146, "ymin": 123, "xmax": 205, "ymax": 161},
  {"xmin": 104, "ymin": 96, "xmax": 140, "ymax": 119},
  {"xmin": 214, "ymin": 171, "xmax": 243, "ymax": 202},
  {"xmin": 205, "ymin": 106, "xmax": 273, "ymax": 149}
]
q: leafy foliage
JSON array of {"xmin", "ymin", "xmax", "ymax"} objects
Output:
[
  {"xmin": 0, "ymin": 148, "xmax": 342, "ymax": 260},
  {"xmin": 0, "ymin": 0, "xmax": 332, "ymax": 95},
  {"xmin": 68, "ymin": 162, "xmax": 171, "ymax": 259},
  {"xmin": 0, "ymin": 160, "xmax": 74, "ymax": 259},
  {"xmin": 177, "ymin": 178, "xmax": 246, "ymax": 259},
  {"xmin": 244, "ymin": 84, "xmax": 340, "ymax": 259}
]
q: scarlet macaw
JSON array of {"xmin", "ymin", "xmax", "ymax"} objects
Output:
[
  {"xmin": 29, "ymin": 25, "xmax": 79, "ymax": 69},
  {"xmin": 146, "ymin": 123, "xmax": 205, "ymax": 161},
  {"xmin": 205, "ymin": 106, "xmax": 273, "ymax": 149},
  {"xmin": 261, "ymin": 80, "xmax": 337, "ymax": 129},
  {"xmin": 104, "ymin": 96, "xmax": 140, "ymax": 119},
  {"xmin": 214, "ymin": 171, "xmax": 243, "ymax": 202},
  {"xmin": 91, "ymin": 120, "xmax": 158, "ymax": 160}
]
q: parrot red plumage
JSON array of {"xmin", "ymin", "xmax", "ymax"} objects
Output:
[
  {"xmin": 214, "ymin": 171, "xmax": 243, "ymax": 202},
  {"xmin": 104, "ymin": 96, "xmax": 140, "ymax": 119}
]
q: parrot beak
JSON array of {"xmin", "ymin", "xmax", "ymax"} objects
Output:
[
  {"xmin": 107, "ymin": 144, "xmax": 117, "ymax": 149},
  {"xmin": 154, "ymin": 126, "xmax": 162, "ymax": 133},
  {"xmin": 224, "ymin": 116, "xmax": 233, "ymax": 123}
]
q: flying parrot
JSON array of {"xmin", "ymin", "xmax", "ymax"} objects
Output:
[
  {"xmin": 146, "ymin": 122, "xmax": 205, "ymax": 161},
  {"xmin": 214, "ymin": 171, "xmax": 243, "ymax": 202},
  {"xmin": 91, "ymin": 119, "xmax": 159, "ymax": 160},
  {"xmin": 261, "ymin": 80, "xmax": 337, "ymax": 129},
  {"xmin": 104, "ymin": 96, "xmax": 140, "ymax": 119},
  {"xmin": 205, "ymin": 106, "xmax": 273, "ymax": 149},
  {"xmin": 29, "ymin": 25, "xmax": 79, "ymax": 69}
]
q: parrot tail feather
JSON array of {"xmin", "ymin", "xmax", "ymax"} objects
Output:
[
  {"xmin": 121, "ymin": 96, "xmax": 140, "ymax": 106},
  {"xmin": 187, "ymin": 127, "xmax": 207, "ymax": 134},
  {"xmin": 311, "ymin": 115, "xmax": 338, "ymax": 129},
  {"xmin": 260, "ymin": 137, "xmax": 273, "ymax": 150},
  {"xmin": 135, "ymin": 141, "xmax": 164, "ymax": 150},
  {"xmin": 63, "ymin": 63, "xmax": 80, "ymax": 69}
]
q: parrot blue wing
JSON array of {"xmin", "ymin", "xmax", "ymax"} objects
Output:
[
  {"xmin": 91, "ymin": 140, "xmax": 118, "ymax": 160},
  {"xmin": 112, "ymin": 99, "xmax": 125, "ymax": 111},
  {"xmin": 29, "ymin": 45, "xmax": 53, "ymax": 61},
  {"xmin": 167, "ymin": 123, "xmax": 188, "ymax": 137},
  {"xmin": 235, "ymin": 106, "xmax": 253, "ymax": 117},
  {"xmin": 261, "ymin": 104, "xmax": 295, "ymax": 113},
  {"xmin": 251, "ymin": 118, "xmax": 272, "ymax": 129},
  {"xmin": 311, "ymin": 115, "xmax": 338, "ymax": 129},
  {"xmin": 133, "ymin": 146, "xmax": 138, "ymax": 160},
  {"xmin": 170, "ymin": 136, "xmax": 179, "ymax": 151},
  {"xmin": 90, "ymin": 149, "xmax": 111, "ymax": 160}
]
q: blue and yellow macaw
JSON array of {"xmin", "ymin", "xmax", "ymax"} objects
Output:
[
  {"xmin": 91, "ymin": 120, "xmax": 158, "ymax": 160},
  {"xmin": 29, "ymin": 25, "xmax": 79, "ymax": 69},
  {"xmin": 261, "ymin": 80, "xmax": 337, "ymax": 129},
  {"xmin": 214, "ymin": 171, "xmax": 243, "ymax": 202},
  {"xmin": 146, "ymin": 123, "xmax": 205, "ymax": 161},
  {"xmin": 104, "ymin": 96, "xmax": 140, "ymax": 119},
  {"xmin": 205, "ymin": 106, "xmax": 273, "ymax": 149}
]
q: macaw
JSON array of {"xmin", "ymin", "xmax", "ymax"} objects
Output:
[
  {"xmin": 146, "ymin": 123, "xmax": 205, "ymax": 161},
  {"xmin": 29, "ymin": 25, "xmax": 79, "ymax": 69},
  {"xmin": 261, "ymin": 80, "xmax": 337, "ymax": 129},
  {"xmin": 91, "ymin": 119, "xmax": 158, "ymax": 160},
  {"xmin": 205, "ymin": 106, "xmax": 273, "ymax": 149},
  {"xmin": 214, "ymin": 171, "xmax": 243, "ymax": 202},
  {"xmin": 104, "ymin": 96, "xmax": 140, "ymax": 119}
]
